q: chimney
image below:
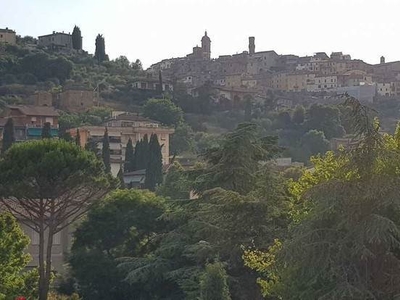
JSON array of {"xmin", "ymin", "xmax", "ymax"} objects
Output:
[
  {"xmin": 380, "ymin": 56, "xmax": 385, "ymax": 64},
  {"xmin": 249, "ymin": 36, "xmax": 255, "ymax": 55}
]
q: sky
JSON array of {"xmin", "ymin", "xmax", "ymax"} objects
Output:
[{"xmin": 1, "ymin": 0, "xmax": 399, "ymax": 68}]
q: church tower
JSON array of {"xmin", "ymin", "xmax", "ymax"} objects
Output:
[{"xmin": 201, "ymin": 31, "xmax": 211, "ymax": 60}]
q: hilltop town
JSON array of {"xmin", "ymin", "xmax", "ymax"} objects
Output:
[{"xmin": 3, "ymin": 23, "xmax": 400, "ymax": 300}]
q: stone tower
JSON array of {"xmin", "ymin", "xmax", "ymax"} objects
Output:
[
  {"xmin": 201, "ymin": 31, "xmax": 211, "ymax": 60},
  {"xmin": 249, "ymin": 36, "xmax": 255, "ymax": 55},
  {"xmin": 380, "ymin": 56, "xmax": 385, "ymax": 64}
]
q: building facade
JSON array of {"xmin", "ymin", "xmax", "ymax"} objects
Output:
[
  {"xmin": 0, "ymin": 27, "xmax": 16, "ymax": 45},
  {"xmin": 69, "ymin": 113, "xmax": 174, "ymax": 176},
  {"xmin": 38, "ymin": 31, "xmax": 72, "ymax": 50}
]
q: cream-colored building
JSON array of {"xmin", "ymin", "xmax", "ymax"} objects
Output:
[
  {"xmin": 271, "ymin": 73, "xmax": 288, "ymax": 91},
  {"xmin": 69, "ymin": 113, "xmax": 174, "ymax": 176},
  {"xmin": 38, "ymin": 31, "xmax": 72, "ymax": 49},
  {"xmin": 0, "ymin": 27, "xmax": 16, "ymax": 45},
  {"xmin": 308, "ymin": 75, "xmax": 338, "ymax": 92}
]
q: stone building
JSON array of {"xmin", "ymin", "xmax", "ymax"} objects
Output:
[
  {"xmin": 57, "ymin": 87, "xmax": 97, "ymax": 113},
  {"xmin": 38, "ymin": 31, "xmax": 73, "ymax": 50},
  {"xmin": 0, "ymin": 27, "xmax": 16, "ymax": 45}
]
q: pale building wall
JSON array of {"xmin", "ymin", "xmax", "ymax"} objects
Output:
[{"xmin": 0, "ymin": 28, "xmax": 16, "ymax": 45}]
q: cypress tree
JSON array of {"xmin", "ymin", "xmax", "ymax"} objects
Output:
[
  {"xmin": 2, "ymin": 118, "xmax": 15, "ymax": 154},
  {"xmin": 125, "ymin": 138, "xmax": 134, "ymax": 172},
  {"xmin": 142, "ymin": 134, "xmax": 149, "ymax": 168},
  {"xmin": 94, "ymin": 34, "xmax": 106, "ymax": 64},
  {"xmin": 117, "ymin": 165, "xmax": 125, "ymax": 189},
  {"xmin": 157, "ymin": 70, "xmax": 163, "ymax": 95},
  {"xmin": 145, "ymin": 134, "xmax": 163, "ymax": 191},
  {"xmin": 102, "ymin": 127, "xmax": 111, "ymax": 173},
  {"xmin": 41, "ymin": 122, "xmax": 52, "ymax": 139},
  {"xmin": 72, "ymin": 25, "xmax": 82, "ymax": 50},
  {"xmin": 75, "ymin": 129, "xmax": 81, "ymax": 147}
]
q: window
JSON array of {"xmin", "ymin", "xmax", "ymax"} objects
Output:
[{"xmin": 45, "ymin": 117, "xmax": 53, "ymax": 125}]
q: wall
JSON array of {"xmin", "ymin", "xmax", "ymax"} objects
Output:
[
  {"xmin": 59, "ymin": 90, "xmax": 96, "ymax": 113},
  {"xmin": 0, "ymin": 29, "xmax": 16, "ymax": 45}
]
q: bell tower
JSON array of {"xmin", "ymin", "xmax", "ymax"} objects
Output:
[{"xmin": 201, "ymin": 31, "xmax": 211, "ymax": 60}]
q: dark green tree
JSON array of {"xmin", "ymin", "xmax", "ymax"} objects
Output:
[
  {"xmin": 41, "ymin": 122, "xmax": 52, "ymax": 139},
  {"xmin": 157, "ymin": 70, "xmax": 163, "ymax": 95},
  {"xmin": 102, "ymin": 127, "xmax": 111, "ymax": 173},
  {"xmin": 124, "ymin": 138, "xmax": 134, "ymax": 172},
  {"xmin": 143, "ymin": 98, "xmax": 183, "ymax": 126},
  {"xmin": 292, "ymin": 105, "xmax": 305, "ymax": 124},
  {"xmin": 94, "ymin": 34, "xmax": 107, "ymax": 63},
  {"xmin": 72, "ymin": 25, "xmax": 82, "ymax": 50},
  {"xmin": 170, "ymin": 123, "xmax": 194, "ymax": 155},
  {"xmin": 145, "ymin": 134, "xmax": 163, "ymax": 191},
  {"xmin": 133, "ymin": 135, "xmax": 149, "ymax": 171},
  {"xmin": 70, "ymin": 189, "xmax": 168, "ymax": 300},
  {"xmin": 157, "ymin": 162, "xmax": 190, "ymax": 199},
  {"xmin": 200, "ymin": 262, "xmax": 231, "ymax": 300},
  {"xmin": 75, "ymin": 129, "xmax": 81, "ymax": 147},
  {"xmin": 0, "ymin": 140, "xmax": 113, "ymax": 300},
  {"xmin": 117, "ymin": 165, "xmax": 125, "ymax": 189},
  {"xmin": 305, "ymin": 104, "xmax": 345, "ymax": 139},
  {"xmin": 2, "ymin": 117, "xmax": 15, "ymax": 154}
]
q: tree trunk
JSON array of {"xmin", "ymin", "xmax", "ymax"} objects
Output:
[
  {"xmin": 42, "ymin": 226, "xmax": 54, "ymax": 300},
  {"xmin": 38, "ymin": 199, "xmax": 47, "ymax": 300}
]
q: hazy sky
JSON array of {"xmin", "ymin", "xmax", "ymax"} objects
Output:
[{"xmin": 2, "ymin": 0, "xmax": 399, "ymax": 68}]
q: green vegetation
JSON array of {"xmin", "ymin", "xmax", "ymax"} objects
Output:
[
  {"xmin": 102, "ymin": 127, "xmax": 111, "ymax": 173},
  {"xmin": 143, "ymin": 98, "xmax": 183, "ymax": 126},
  {"xmin": 0, "ymin": 139, "xmax": 114, "ymax": 300},
  {"xmin": 1, "ymin": 117, "xmax": 15, "ymax": 154}
]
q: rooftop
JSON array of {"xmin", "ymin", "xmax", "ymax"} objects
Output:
[
  {"xmin": 0, "ymin": 28, "xmax": 15, "ymax": 33},
  {"xmin": 107, "ymin": 113, "xmax": 160, "ymax": 123},
  {"xmin": 38, "ymin": 32, "xmax": 71, "ymax": 38},
  {"xmin": 7, "ymin": 105, "xmax": 60, "ymax": 117}
]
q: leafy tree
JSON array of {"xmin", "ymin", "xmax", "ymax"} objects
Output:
[
  {"xmin": 0, "ymin": 213, "xmax": 32, "ymax": 299},
  {"xmin": 305, "ymin": 104, "xmax": 345, "ymax": 139},
  {"xmin": 2, "ymin": 117, "xmax": 15, "ymax": 154},
  {"xmin": 157, "ymin": 162, "xmax": 190, "ymax": 199},
  {"xmin": 41, "ymin": 122, "xmax": 52, "ymax": 139},
  {"xmin": 193, "ymin": 122, "xmax": 281, "ymax": 195},
  {"xmin": 251, "ymin": 98, "xmax": 400, "ymax": 299},
  {"xmin": 292, "ymin": 105, "xmax": 305, "ymax": 124},
  {"xmin": 102, "ymin": 127, "xmax": 111, "ymax": 173},
  {"xmin": 94, "ymin": 34, "xmax": 107, "ymax": 63},
  {"xmin": 276, "ymin": 111, "xmax": 292, "ymax": 129},
  {"xmin": 199, "ymin": 262, "xmax": 231, "ymax": 300},
  {"xmin": 117, "ymin": 165, "xmax": 125, "ymax": 189},
  {"xmin": 75, "ymin": 129, "xmax": 81, "ymax": 147},
  {"xmin": 301, "ymin": 129, "xmax": 329, "ymax": 158},
  {"xmin": 124, "ymin": 138, "xmax": 134, "ymax": 172},
  {"xmin": 143, "ymin": 98, "xmax": 183, "ymax": 126},
  {"xmin": 0, "ymin": 140, "xmax": 113, "ymax": 300},
  {"xmin": 170, "ymin": 123, "xmax": 194, "ymax": 155},
  {"xmin": 145, "ymin": 134, "xmax": 163, "ymax": 191},
  {"xmin": 71, "ymin": 25, "xmax": 82, "ymax": 50},
  {"xmin": 70, "ymin": 189, "xmax": 167, "ymax": 300}
]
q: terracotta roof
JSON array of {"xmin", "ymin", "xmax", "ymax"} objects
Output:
[{"xmin": 7, "ymin": 105, "xmax": 60, "ymax": 117}]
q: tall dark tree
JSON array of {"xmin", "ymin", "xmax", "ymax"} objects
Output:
[
  {"xmin": 94, "ymin": 34, "xmax": 106, "ymax": 64},
  {"xmin": 2, "ymin": 118, "xmax": 15, "ymax": 154},
  {"xmin": 145, "ymin": 134, "xmax": 163, "ymax": 191},
  {"xmin": 102, "ymin": 128, "xmax": 111, "ymax": 173},
  {"xmin": 71, "ymin": 25, "xmax": 82, "ymax": 50},
  {"xmin": 134, "ymin": 135, "xmax": 150, "ymax": 171},
  {"xmin": 124, "ymin": 138, "xmax": 134, "ymax": 172},
  {"xmin": 117, "ymin": 165, "xmax": 125, "ymax": 189},
  {"xmin": 75, "ymin": 128, "xmax": 81, "ymax": 147},
  {"xmin": 41, "ymin": 122, "xmax": 52, "ymax": 139},
  {"xmin": 244, "ymin": 96, "xmax": 252, "ymax": 121},
  {"xmin": 157, "ymin": 70, "xmax": 163, "ymax": 95}
]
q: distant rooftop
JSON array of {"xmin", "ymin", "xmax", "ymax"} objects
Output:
[
  {"xmin": 7, "ymin": 105, "xmax": 60, "ymax": 117},
  {"xmin": 38, "ymin": 31, "xmax": 71, "ymax": 38},
  {"xmin": 0, "ymin": 27, "xmax": 15, "ymax": 33}
]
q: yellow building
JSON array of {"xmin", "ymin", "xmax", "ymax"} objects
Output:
[
  {"xmin": 69, "ymin": 113, "xmax": 174, "ymax": 176},
  {"xmin": 0, "ymin": 27, "xmax": 16, "ymax": 45}
]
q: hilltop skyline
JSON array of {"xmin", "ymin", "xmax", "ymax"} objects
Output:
[{"xmin": 2, "ymin": 0, "xmax": 400, "ymax": 68}]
